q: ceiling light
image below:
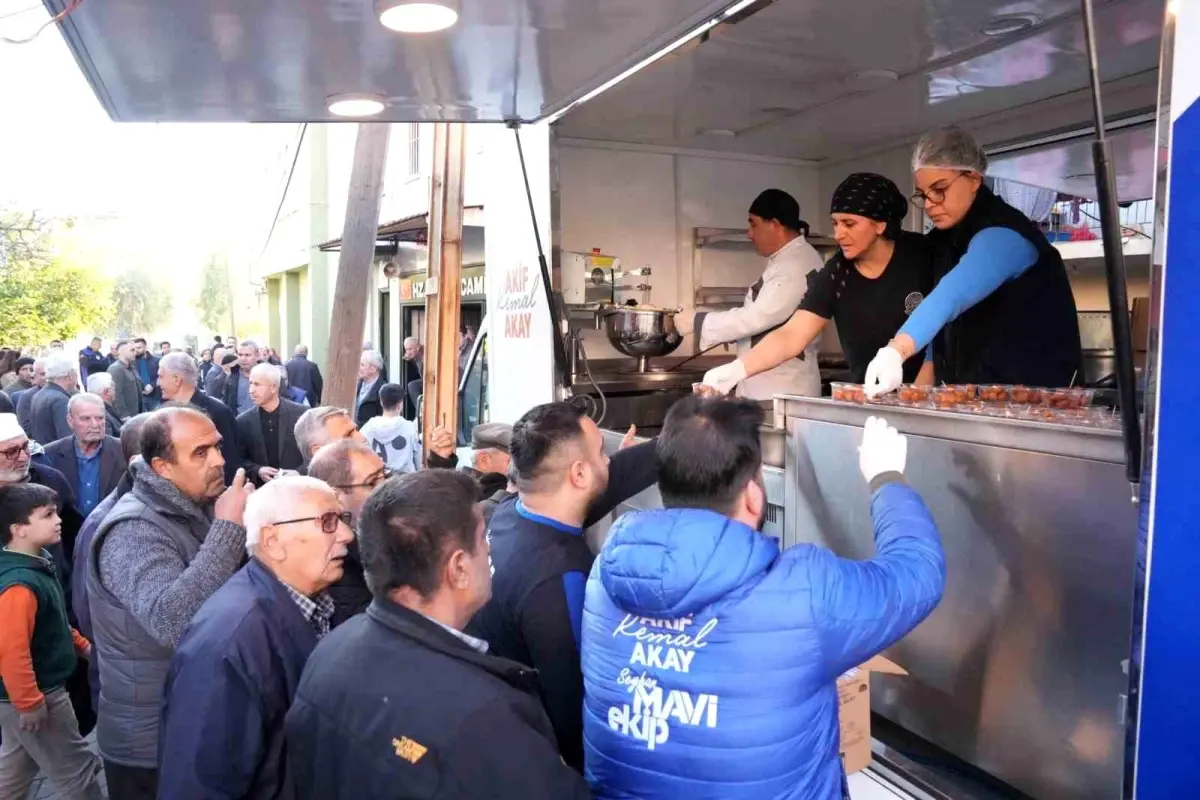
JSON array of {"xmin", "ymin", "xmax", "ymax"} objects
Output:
[
  {"xmin": 377, "ymin": 0, "xmax": 460, "ymax": 33},
  {"xmin": 980, "ymin": 14, "xmax": 1039, "ymax": 37},
  {"xmin": 327, "ymin": 93, "xmax": 387, "ymax": 117},
  {"xmin": 700, "ymin": 128, "xmax": 737, "ymax": 137}
]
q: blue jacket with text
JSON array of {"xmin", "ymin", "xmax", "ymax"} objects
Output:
[{"xmin": 580, "ymin": 477, "xmax": 945, "ymax": 800}]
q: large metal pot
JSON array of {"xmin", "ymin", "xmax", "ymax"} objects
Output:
[{"xmin": 600, "ymin": 305, "xmax": 683, "ymax": 371}]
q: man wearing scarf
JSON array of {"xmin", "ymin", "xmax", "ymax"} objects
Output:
[{"xmin": 703, "ymin": 173, "xmax": 936, "ymax": 393}]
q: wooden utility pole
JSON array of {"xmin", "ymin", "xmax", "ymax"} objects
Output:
[
  {"xmin": 323, "ymin": 123, "xmax": 391, "ymax": 410},
  {"xmin": 422, "ymin": 122, "xmax": 466, "ymax": 454}
]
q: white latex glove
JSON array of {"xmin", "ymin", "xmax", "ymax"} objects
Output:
[
  {"xmin": 863, "ymin": 345, "xmax": 904, "ymax": 398},
  {"xmin": 702, "ymin": 359, "xmax": 747, "ymax": 396},
  {"xmin": 858, "ymin": 416, "xmax": 908, "ymax": 483}
]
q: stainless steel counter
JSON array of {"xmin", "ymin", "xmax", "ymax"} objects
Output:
[{"xmin": 779, "ymin": 395, "xmax": 1138, "ymax": 800}]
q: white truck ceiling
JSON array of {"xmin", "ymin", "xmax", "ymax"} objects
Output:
[{"xmin": 49, "ymin": 0, "xmax": 1162, "ymax": 162}]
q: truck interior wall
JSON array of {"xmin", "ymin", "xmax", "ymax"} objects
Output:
[{"xmin": 556, "ymin": 139, "xmax": 819, "ymax": 357}]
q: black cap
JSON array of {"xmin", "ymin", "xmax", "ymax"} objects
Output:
[
  {"xmin": 14, "ymin": 357, "xmax": 34, "ymax": 370},
  {"xmin": 749, "ymin": 189, "xmax": 802, "ymax": 231},
  {"xmin": 221, "ymin": 353, "xmax": 238, "ymax": 366}
]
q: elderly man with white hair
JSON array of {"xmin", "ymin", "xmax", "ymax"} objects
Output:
[
  {"xmin": 87, "ymin": 372, "xmax": 123, "ymax": 437},
  {"xmin": 237, "ymin": 362, "xmax": 307, "ymax": 486},
  {"xmin": 158, "ymin": 476, "xmax": 352, "ymax": 800},
  {"xmin": 31, "ymin": 352, "xmax": 79, "ymax": 445},
  {"xmin": 354, "ymin": 350, "xmax": 385, "ymax": 428},
  {"xmin": 42, "ymin": 393, "xmax": 124, "ymax": 520}
]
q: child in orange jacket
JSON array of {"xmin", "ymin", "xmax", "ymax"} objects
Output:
[{"xmin": 0, "ymin": 483, "xmax": 103, "ymax": 799}]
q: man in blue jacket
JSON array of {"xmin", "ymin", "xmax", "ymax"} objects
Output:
[
  {"xmin": 581, "ymin": 398, "xmax": 946, "ymax": 799},
  {"xmin": 157, "ymin": 476, "xmax": 353, "ymax": 799}
]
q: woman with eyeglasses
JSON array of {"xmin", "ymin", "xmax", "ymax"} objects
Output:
[
  {"xmin": 701, "ymin": 173, "xmax": 936, "ymax": 394},
  {"xmin": 862, "ymin": 127, "xmax": 1083, "ymax": 397}
]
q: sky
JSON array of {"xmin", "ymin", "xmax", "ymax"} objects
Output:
[{"xmin": 0, "ymin": 2, "xmax": 296, "ymax": 339}]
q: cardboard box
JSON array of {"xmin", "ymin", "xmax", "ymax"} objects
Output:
[{"xmin": 837, "ymin": 656, "xmax": 907, "ymax": 775}]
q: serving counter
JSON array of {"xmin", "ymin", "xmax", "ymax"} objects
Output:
[{"xmin": 779, "ymin": 396, "xmax": 1138, "ymax": 800}]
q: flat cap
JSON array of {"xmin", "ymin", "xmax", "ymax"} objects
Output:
[{"xmin": 472, "ymin": 422, "xmax": 513, "ymax": 452}]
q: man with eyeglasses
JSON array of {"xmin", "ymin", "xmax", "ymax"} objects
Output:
[
  {"xmin": 0, "ymin": 414, "xmax": 82, "ymax": 595},
  {"xmin": 87, "ymin": 407, "xmax": 254, "ymax": 799},
  {"xmin": 159, "ymin": 476, "xmax": 353, "ymax": 800},
  {"xmin": 308, "ymin": 439, "xmax": 388, "ymax": 627}
]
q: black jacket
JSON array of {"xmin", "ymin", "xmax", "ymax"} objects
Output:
[
  {"xmin": 42, "ymin": 435, "xmax": 125, "ymax": 516},
  {"xmin": 205, "ymin": 367, "xmax": 228, "ymax": 401},
  {"xmin": 353, "ymin": 378, "xmax": 383, "ymax": 428},
  {"xmin": 103, "ymin": 403, "xmax": 122, "ymax": 438},
  {"xmin": 0, "ymin": 390, "xmax": 11, "ymax": 415},
  {"xmin": 235, "ymin": 399, "xmax": 307, "ymax": 486},
  {"xmin": 927, "ymin": 185, "xmax": 1083, "ymax": 385},
  {"xmin": 466, "ymin": 440, "xmax": 659, "ymax": 771},
  {"xmin": 285, "ymin": 357, "xmax": 324, "ymax": 407},
  {"xmin": 327, "ymin": 543, "xmax": 371, "ymax": 629},
  {"xmin": 285, "ymin": 600, "xmax": 590, "ymax": 800},
  {"xmin": 31, "ymin": 382, "xmax": 73, "ymax": 445},
  {"xmin": 15, "ymin": 385, "xmax": 40, "ymax": 438},
  {"xmin": 188, "ymin": 390, "xmax": 241, "ymax": 486}
]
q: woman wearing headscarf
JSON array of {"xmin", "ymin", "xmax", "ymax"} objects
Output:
[
  {"xmin": 702, "ymin": 173, "xmax": 935, "ymax": 393},
  {"xmin": 862, "ymin": 127, "xmax": 1083, "ymax": 397}
]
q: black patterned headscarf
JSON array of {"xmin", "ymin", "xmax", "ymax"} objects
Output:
[{"xmin": 829, "ymin": 173, "xmax": 908, "ymax": 238}]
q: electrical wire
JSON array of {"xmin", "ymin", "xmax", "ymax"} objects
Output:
[
  {"xmin": 0, "ymin": 3, "xmax": 44, "ymax": 21},
  {"xmin": 577, "ymin": 339, "xmax": 607, "ymax": 427},
  {"xmin": 0, "ymin": 0, "xmax": 82, "ymax": 45},
  {"xmin": 254, "ymin": 123, "xmax": 307, "ymax": 266}
]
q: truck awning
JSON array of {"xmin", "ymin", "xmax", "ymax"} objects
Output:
[{"xmin": 316, "ymin": 205, "xmax": 484, "ymax": 252}]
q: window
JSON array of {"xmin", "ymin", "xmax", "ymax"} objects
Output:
[{"xmin": 406, "ymin": 123, "xmax": 420, "ymax": 178}]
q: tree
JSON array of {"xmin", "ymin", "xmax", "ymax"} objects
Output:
[
  {"xmin": 110, "ymin": 268, "xmax": 174, "ymax": 338},
  {"xmin": 195, "ymin": 255, "xmax": 231, "ymax": 334},
  {"xmin": 0, "ymin": 210, "xmax": 112, "ymax": 346}
]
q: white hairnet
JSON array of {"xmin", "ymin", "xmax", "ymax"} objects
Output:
[{"xmin": 912, "ymin": 127, "xmax": 988, "ymax": 174}]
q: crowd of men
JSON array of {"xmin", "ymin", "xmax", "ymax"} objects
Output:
[{"xmin": 0, "ymin": 330, "xmax": 947, "ymax": 800}]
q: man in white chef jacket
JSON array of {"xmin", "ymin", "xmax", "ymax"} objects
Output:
[{"xmin": 685, "ymin": 189, "xmax": 824, "ymax": 401}]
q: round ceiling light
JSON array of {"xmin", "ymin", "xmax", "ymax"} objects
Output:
[
  {"xmin": 980, "ymin": 14, "xmax": 1039, "ymax": 37},
  {"xmin": 327, "ymin": 93, "xmax": 387, "ymax": 117},
  {"xmin": 377, "ymin": 1, "xmax": 460, "ymax": 33}
]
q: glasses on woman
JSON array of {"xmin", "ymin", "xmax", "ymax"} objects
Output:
[
  {"xmin": 910, "ymin": 171, "xmax": 969, "ymax": 208},
  {"xmin": 275, "ymin": 510, "xmax": 353, "ymax": 535},
  {"xmin": 0, "ymin": 440, "xmax": 32, "ymax": 461}
]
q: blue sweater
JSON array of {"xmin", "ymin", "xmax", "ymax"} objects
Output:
[
  {"xmin": 159, "ymin": 558, "xmax": 320, "ymax": 800},
  {"xmin": 581, "ymin": 481, "xmax": 945, "ymax": 799}
]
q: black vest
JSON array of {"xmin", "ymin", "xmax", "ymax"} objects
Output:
[{"xmin": 926, "ymin": 186, "xmax": 1083, "ymax": 386}]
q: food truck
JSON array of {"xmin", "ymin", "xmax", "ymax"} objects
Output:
[{"xmin": 46, "ymin": 0, "xmax": 1198, "ymax": 796}]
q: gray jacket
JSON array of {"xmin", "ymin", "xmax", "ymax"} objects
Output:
[
  {"xmin": 86, "ymin": 458, "xmax": 245, "ymax": 767},
  {"xmin": 31, "ymin": 382, "xmax": 73, "ymax": 444},
  {"xmin": 106, "ymin": 360, "xmax": 143, "ymax": 421}
]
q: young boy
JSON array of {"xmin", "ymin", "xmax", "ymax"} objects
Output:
[
  {"xmin": 358, "ymin": 383, "xmax": 422, "ymax": 474},
  {"xmin": 0, "ymin": 483, "xmax": 103, "ymax": 799}
]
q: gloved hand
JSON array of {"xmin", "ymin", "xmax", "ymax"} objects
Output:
[
  {"xmin": 701, "ymin": 359, "xmax": 747, "ymax": 396},
  {"xmin": 863, "ymin": 345, "xmax": 904, "ymax": 398},
  {"xmin": 858, "ymin": 416, "xmax": 908, "ymax": 483}
]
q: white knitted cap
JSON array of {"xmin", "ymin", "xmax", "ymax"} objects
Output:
[{"xmin": 0, "ymin": 413, "xmax": 25, "ymax": 442}]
